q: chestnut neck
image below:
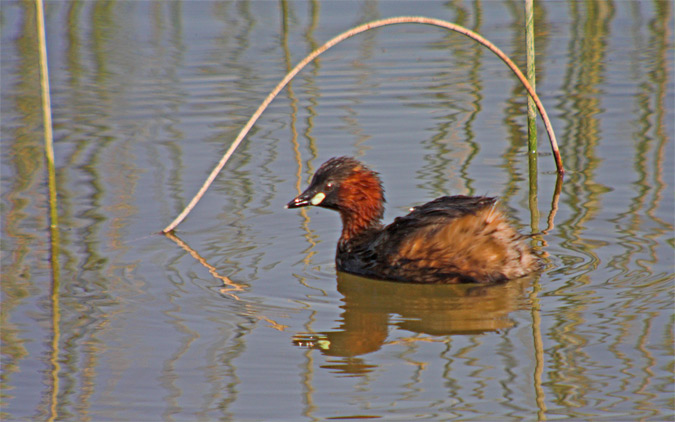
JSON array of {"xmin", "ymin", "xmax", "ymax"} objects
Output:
[{"xmin": 335, "ymin": 168, "xmax": 385, "ymax": 244}]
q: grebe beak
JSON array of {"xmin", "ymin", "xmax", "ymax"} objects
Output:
[{"xmin": 286, "ymin": 189, "xmax": 325, "ymax": 209}]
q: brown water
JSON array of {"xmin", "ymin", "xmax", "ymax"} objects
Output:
[{"xmin": 2, "ymin": 1, "xmax": 673, "ymax": 421}]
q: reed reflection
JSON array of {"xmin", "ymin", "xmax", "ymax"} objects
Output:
[{"xmin": 294, "ymin": 272, "xmax": 533, "ymax": 374}]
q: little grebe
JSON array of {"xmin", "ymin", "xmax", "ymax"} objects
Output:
[{"xmin": 286, "ymin": 157, "xmax": 540, "ymax": 284}]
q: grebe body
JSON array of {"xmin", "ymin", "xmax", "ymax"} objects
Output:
[{"xmin": 287, "ymin": 157, "xmax": 540, "ymax": 284}]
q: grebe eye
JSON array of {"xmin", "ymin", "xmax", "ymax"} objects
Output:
[{"xmin": 326, "ymin": 181, "xmax": 334, "ymax": 189}]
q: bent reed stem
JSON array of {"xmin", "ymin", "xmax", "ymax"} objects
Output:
[{"xmin": 161, "ymin": 16, "xmax": 563, "ymax": 234}]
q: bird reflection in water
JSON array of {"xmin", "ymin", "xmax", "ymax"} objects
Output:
[{"xmin": 293, "ymin": 271, "xmax": 535, "ymax": 374}]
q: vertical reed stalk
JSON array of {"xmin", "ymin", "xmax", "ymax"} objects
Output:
[
  {"xmin": 36, "ymin": 0, "xmax": 58, "ymax": 230},
  {"xmin": 526, "ymin": 0, "xmax": 539, "ymax": 230},
  {"xmin": 525, "ymin": 0, "xmax": 538, "ymax": 152},
  {"xmin": 36, "ymin": 0, "xmax": 61, "ymax": 418},
  {"xmin": 525, "ymin": 4, "xmax": 546, "ymax": 418},
  {"xmin": 36, "ymin": 0, "xmax": 61, "ymax": 420}
]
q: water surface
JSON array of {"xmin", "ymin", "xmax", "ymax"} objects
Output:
[{"xmin": 1, "ymin": 1, "xmax": 673, "ymax": 420}]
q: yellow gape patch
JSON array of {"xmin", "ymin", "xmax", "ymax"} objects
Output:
[{"xmin": 310, "ymin": 192, "xmax": 326, "ymax": 205}]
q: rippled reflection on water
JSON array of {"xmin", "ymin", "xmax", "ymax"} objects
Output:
[{"xmin": 1, "ymin": 1, "xmax": 672, "ymax": 421}]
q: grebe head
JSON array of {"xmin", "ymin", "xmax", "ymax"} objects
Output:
[{"xmin": 286, "ymin": 157, "xmax": 385, "ymax": 239}]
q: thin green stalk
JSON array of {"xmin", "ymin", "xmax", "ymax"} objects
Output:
[
  {"xmin": 36, "ymin": 0, "xmax": 61, "ymax": 420},
  {"xmin": 161, "ymin": 16, "xmax": 563, "ymax": 233},
  {"xmin": 36, "ymin": 0, "xmax": 58, "ymax": 230},
  {"xmin": 525, "ymin": 0, "xmax": 539, "ymax": 235},
  {"xmin": 525, "ymin": 6, "xmax": 545, "ymax": 417},
  {"xmin": 526, "ymin": 0, "xmax": 538, "ymax": 153},
  {"xmin": 528, "ymin": 153, "xmax": 540, "ymax": 234}
]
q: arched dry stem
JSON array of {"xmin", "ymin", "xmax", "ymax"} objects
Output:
[{"xmin": 161, "ymin": 16, "xmax": 563, "ymax": 234}]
